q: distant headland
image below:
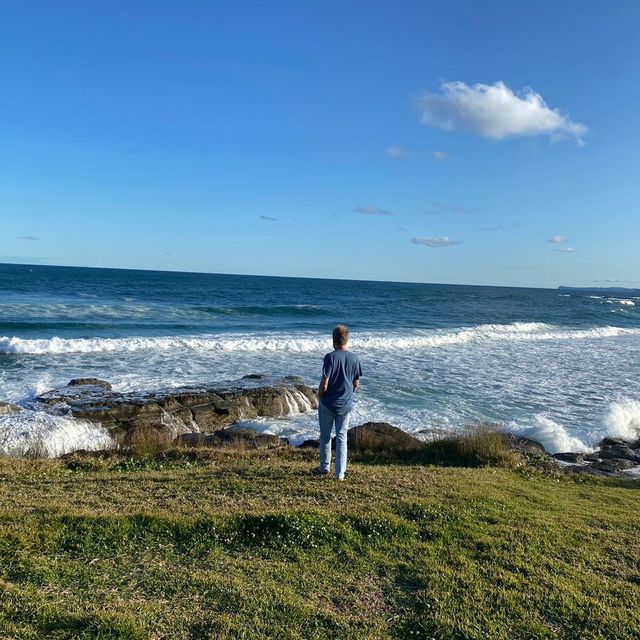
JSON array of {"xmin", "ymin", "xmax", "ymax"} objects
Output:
[{"xmin": 558, "ymin": 286, "xmax": 639, "ymax": 294}]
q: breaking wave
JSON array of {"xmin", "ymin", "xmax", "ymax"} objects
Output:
[
  {"xmin": 509, "ymin": 398, "xmax": 640, "ymax": 454},
  {"xmin": 0, "ymin": 410, "xmax": 114, "ymax": 457},
  {"xmin": 2, "ymin": 322, "xmax": 639, "ymax": 355}
]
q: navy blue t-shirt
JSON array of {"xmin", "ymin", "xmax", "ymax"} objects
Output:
[{"xmin": 320, "ymin": 350, "xmax": 362, "ymax": 415}]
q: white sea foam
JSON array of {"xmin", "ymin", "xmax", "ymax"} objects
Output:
[
  {"xmin": 604, "ymin": 298, "xmax": 636, "ymax": 306},
  {"xmin": 603, "ymin": 398, "xmax": 640, "ymax": 441},
  {"xmin": 2, "ymin": 322, "xmax": 638, "ymax": 356},
  {"xmin": 508, "ymin": 398, "xmax": 640, "ymax": 454},
  {"xmin": 0, "ymin": 410, "xmax": 114, "ymax": 457},
  {"xmin": 509, "ymin": 415, "xmax": 593, "ymax": 454}
]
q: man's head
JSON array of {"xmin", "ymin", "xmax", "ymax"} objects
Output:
[{"xmin": 332, "ymin": 324, "xmax": 349, "ymax": 350}]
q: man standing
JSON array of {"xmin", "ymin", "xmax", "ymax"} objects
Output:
[{"xmin": 312, "ymin": 325, "xmax": 362, "ymax": 481}]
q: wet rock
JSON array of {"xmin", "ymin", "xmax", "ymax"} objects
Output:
[
  {"xmin": 214, "ymin": 427, "xmax": 286, "ymax": 448},
  {"xmin": 599, "ymin": 437, "xmax": 629, "ymax": 447},
  {"xmin": 179, "ymin": 428, "xmax": 286, "ymax": 449},
  {"xmin": 598, "ymin": 444, "xmax": 640, "ymax": 463},
  {"xmin": 298, "ymin": 439, "xmax": 320, "ymax": 449},
  {"xmin": 242, "ymin": 374, "xmax": 268, "ymax": 380},
  {"xmin": 0, "ymin": 401, "xmax": 21, "ymax": 416},
  {"xmin": 68, "ymin": 378, "xmax": 113, "ymax": 390},
  {"xmin": 553, "ymin": 452, "xmax": 585, "ymax": 464},
  {"xmin": 499, "ymin": 434, "xmax": 546, "ymax": 455},
  {"xmin": 590, "ymin": 458, "xmax": 638, "ymax": 473},
  {"xmin": 36, "ymin": 378, "xmax": 317, "ymax": 440},
  {"xmin": 561, "ymin": 464, "xmax": 620, "ymax": 479},
  {"xmin": 347, "ymin": 422, "xmax": 423, "ymax": 453}
]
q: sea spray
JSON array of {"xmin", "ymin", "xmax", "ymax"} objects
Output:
[
  {"xmin": 0, "ymin": 410, "xmax": 114, "ymax": 457},
  {"xmin": 603, "ymin": 398, "xmax": 640, "ymax": 441}
]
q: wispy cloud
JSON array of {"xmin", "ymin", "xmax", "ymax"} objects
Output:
[
  {"xmin": 411, "ymin": 236, "xmax": 460, "ymax": 248},
  {"xmin": 0, "ymin": 255, "xmax": 53, "ymax": 264},
  {"xmin": 352, "ymin": 204, "xmax": 394, "ymax": 216},
  {"xmin": 259, "ymin": 215, "xmax": 278, "ymax": 221},
  {"xmin": 417, "ymin": 81, "xmax": 587, "ymax": 145},
  {"xmin": 425, "ymin": 202, "xmax": 472, "ymax": 216},
  {"xmin": 548, "ymin": 235, "xmax": 569, "ymax": 244},
  {"xmin": 432, "ymin": 150, "xmax": 449, "ymax": 160},
  {"xmin": 556, "ymin": 247, "xmax": 577, "ymax": 253},
  {"xmin": 18, "ymin": 235, "xmax": 39, "ymax": 241},
  {"xmin": 593, "ymin": 278, "xmax": 636, "ymax": 284},
  {"xmin": 386, "ymin": 146, "xmax": 408, "ymax": 158}
]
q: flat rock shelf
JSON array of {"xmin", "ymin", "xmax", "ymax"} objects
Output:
[{"xmin": 34, "ymin": 376, "xmax": 318, "ymax": 441}]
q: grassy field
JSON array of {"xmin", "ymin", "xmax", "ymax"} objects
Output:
[{"xmin": 0, "ymin": 447, "xmax": 638, "ymax": 639}]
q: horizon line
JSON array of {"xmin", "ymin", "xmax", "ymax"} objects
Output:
[{"xmin": 0, "ymin": 260, "xmax": 582, "ymax": 291}]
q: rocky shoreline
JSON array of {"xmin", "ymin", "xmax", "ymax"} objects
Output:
[
  {"xmin": 31, "ymin": 376, "xmax": 318, "ymax": 443},
  {"xmin": 1, "ymin": 378, "xmax": 639, "ymax": 479}
]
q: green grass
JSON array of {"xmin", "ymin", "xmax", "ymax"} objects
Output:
[{"xmin": 0, "ymin": 448, "xmax": 638, "ymax": 639}]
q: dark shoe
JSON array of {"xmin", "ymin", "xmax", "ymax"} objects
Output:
[{"xmin": 311, "ymin": 466, "xmax": 328, "ymax": 476}]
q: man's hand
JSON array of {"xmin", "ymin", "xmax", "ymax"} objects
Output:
[{"xmin": 318, "ymin": 376, "xmax": 329, "ymax": 399}]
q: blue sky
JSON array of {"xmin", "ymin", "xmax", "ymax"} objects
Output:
[{"xmin": 1, "ymin": 0, "xmax": 638, "ymax": 287}]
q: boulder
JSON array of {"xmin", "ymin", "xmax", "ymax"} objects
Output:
[
  {"xmin": 68, "ymin": 378, "xmax": 113, "ymax": 390},
  {"xmin": 599, "ymin": 437, "xmax": 629, "ymax": 447},
  {"xmin": 553, "ymin": 452, "xmax": 585, "ymax": 464},
  {"xmin": 179, "ymin": 428, "xmax": 285, "ymax": 449},
  {"xmin": 499, "ymin": 434, "xmax": 546, "ymax": 455},
  {"xmin": 347, "ymin": 422, "xmax": 423, "ymax": 453},
  {"xmin": 298, "ymin": 439, "xmax": 320, "ymax": 449},
  {"xmin": 598, "ymin": 444, "xmax": 640, "ymax": 463},
  {"xmin": 590, "ymin": 458, "xmax": 638, "ymax": 473},
  {"xmin": 0, "ymin": 401, "xmax": 21, "ymax": 416}
]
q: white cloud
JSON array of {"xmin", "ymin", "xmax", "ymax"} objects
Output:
[
  {"xmin": 557, "ymin": 247, "xmax": 577, "ymax": 253},
  {"xmin": 386, "ymin": 146, "xmax": 408, "ymax": 158},
  {"xmin": 417, "ymin": 81, "xmax": 587, "ymax": 144},
  {"xmin": 548, "ymin": 235, "xmax": 569, "ymax": 244},
  {"xmin": 432, "ymin": 150, "xmax": 449, "ymax": 160},
  {"xmin": 352, "ymin": 204, "xmax": 393, "ymax": 216},
  {"xmin": 411, "ymin": 236, "xmax": 459, "ymax": 248}
]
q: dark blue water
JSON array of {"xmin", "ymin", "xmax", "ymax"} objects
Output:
[{"xmin": 1, "ymin": 263, "xmax": 640, "ymax": 455}]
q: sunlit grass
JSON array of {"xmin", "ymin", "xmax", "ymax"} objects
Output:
[{"xmin": 0, "ymin": 447, "xmax": 638, "ymax": 639}]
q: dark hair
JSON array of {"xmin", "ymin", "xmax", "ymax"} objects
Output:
[{"xmin": 332, "ymin": 324, "xmax": 349, "ymax": 347}]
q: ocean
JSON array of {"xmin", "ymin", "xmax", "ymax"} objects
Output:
[{"xmin": 1, "ymin": 263, "xmax": 639, "ymax": 456}]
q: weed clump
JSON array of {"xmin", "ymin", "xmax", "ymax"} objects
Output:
[
  {"xmin": 423, "ymin": 424, "xmax": 522, "ymax": 468},
  {"xmin": 125, "ymin": 426, "xmax": 174, "ymax": 459}
]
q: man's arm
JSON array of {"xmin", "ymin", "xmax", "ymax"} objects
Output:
[
  {"xmin": 353, "ymin": 378, "xmax": 360, "ymax": 392},
  {"xmin": 318, "ymin": 375, "xmax": 329, "ymax": 399}
]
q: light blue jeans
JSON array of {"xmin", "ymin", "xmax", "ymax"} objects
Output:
[{"xmin": 318, "ymin": 401, "xmax": 351, "ymax": 480}]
